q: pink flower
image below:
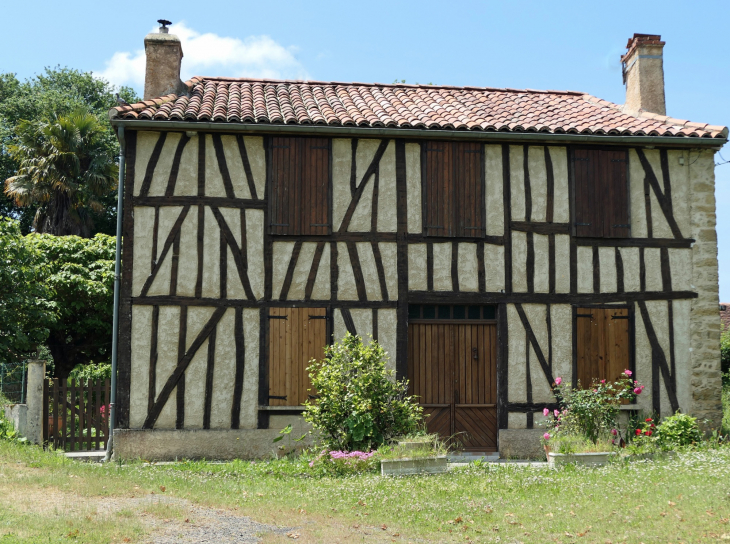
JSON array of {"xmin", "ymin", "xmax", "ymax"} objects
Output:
[
  {"xmin": 593, "ymin": 389, "xmax": 598, "ymax": 393},
  {"xmin": 634, "ymin": 387, "xmax": 642, "ymax": 395},
  {"xmin": 624, "ymin": 369, "xmax": 633, "ymax": 377},
  {"xmin": 554, "ymin": 409, "xmax": 560, "ymax": 417},
  {"xmin": 543, "ymin": 433, "xmax": 550, "ymax": 440},
  {"xmin": 554, "ymin": 377, "xmax": 562, "ymax": 386},
  {"xmin": 611, "ymin": 428, "xmax": 618, "ymax": 436},
  {"xmin": 600, "ymin": 379, "xmax": 606, "ymax": 384},
  {"xmin": 543, "ymin": 408, "xmax": 550, "ymax": 417}
]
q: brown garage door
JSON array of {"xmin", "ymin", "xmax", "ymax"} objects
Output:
[{"xmin": 407, "ymin": 307, "xmax": 498, "ymax": 451}]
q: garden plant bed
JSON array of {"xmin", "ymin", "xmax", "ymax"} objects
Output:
[
  {"xmin": 380, "ymin": 455, "xmax": 448, "ymax": 476},
  {"xmin": 547, "ymin": 451, "xmax": 617, "ymax": 468}
]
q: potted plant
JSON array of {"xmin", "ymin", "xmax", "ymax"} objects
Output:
[
  {"xmin": 541, "ymin": 371, "xmax": 645, "ymax": 468},
  {"xmin": 377, "ymin": 434, "xmax": 449, "ymax": 475}
]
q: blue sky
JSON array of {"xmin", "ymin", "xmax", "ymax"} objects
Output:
[{"xmin": 4, "ymin": 0, "xmax": 729, "ymax": 299}]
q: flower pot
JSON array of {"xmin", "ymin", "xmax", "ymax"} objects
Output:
[
  {"xmin": 547, "ymin": 451, "xmax": 616, "ymax": 468},
  {"xmin": 380, "ymin": 455, "xmax": 448, "ymax": 476},
  {"xmin": 397, "ymin": 441, "xmax": 431, "ymax": 451}
]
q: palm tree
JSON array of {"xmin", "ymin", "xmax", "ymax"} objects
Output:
[{"xmin": 4, "ymin": 109, "xmax": 118, "ymax": 236}]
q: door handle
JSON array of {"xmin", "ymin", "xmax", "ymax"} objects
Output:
[{"xmin": 472, "ymin": 347, "xmax": 478, "ymax": 360}]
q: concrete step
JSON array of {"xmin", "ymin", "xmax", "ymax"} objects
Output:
[
  {"xmin": 447, "ymin": 452, "xmax": 500, "ymax": 463},
  {"xmin": 64, "ymin": 450, "xmax": 106, "ymax": 462}
]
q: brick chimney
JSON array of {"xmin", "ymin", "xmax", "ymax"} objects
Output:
[
  {"xmin": 144, "ymin": 20, "xmax": 184, "ymax": 100},
  {"xmin": 621, "ymin": 34, "xmax": 666, "ymax": 115}
]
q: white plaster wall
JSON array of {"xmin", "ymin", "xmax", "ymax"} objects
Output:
[
  {"xmin": 599, "ymin": 247, "xmax": 617, "ymax": 293},
  {"xmin": 219, "ymin": 208, "xmax": 244, "ymax": 299},
  {"xmin": 331, "ymin": 138, "xmax": 351, "ymax": 231},
  {"xmin": 484, "ymin": 145, "xmax": 504, "ymax": 236},
  {"xmin": 209, "ymin": 308, "xmax": 236, "ymax": 429},
  {"xmin": 348, "ymin": 177, "xmax": 374, "ymax": 232},
  {"xmin": 247, "ymin": 209, "xmax": 265, "ymax": 299},
  {"xmin": 173, "ymin": 133, "xmax": 199, "ymax": 197},
  {"xmin": 310, "ymin": 243, "xmax": 331, "ymax": 300},
  {"xmin": 633, "ymin": 302, "xmax": 654, "ymax": 414},
  {"xmin": 550, "ymin": 305, "xmax": 573, "ymax": 384},
  {"xmin": 628, "ymin": 149, "xmax": 648, "ymax": 238},
  {"xmin": 507, "ymin": 304, "xmax": 526, "ymax": 403},
  {"xmin": 204, "ymin": 134, "xmax": 228, "ymax": 197},
  {"xmin": 644, "ymin": 301, "xmax": 673, "ymax": 416},
  {"xmin": 484, "ymin": 244, "xmax": 505, "ymax": 293},
  {"xmin": 672, "ymin": 299, "xmax": 693, "ymax": 415},
  {"xmin": 356, "ymin": 242, "xmax": 383, "ymax": 301},
  {"xmin": 287, "ymin": 242, "xmax": 317, "ymax": 300},
  {"xmin": 378, "ymin": 309, "xmax": 398, "ymax": 372},
  {"xmin": 146, "ymin": 132, "xmax": 182, "ymax": 196},
  {"xmin": 668, "ymin": 248, "xmax": 692, "ymax": 291},
  {"xmin": 511, "ymin": 232, "xmax": 527, "ymax": 292},
  {"xmin": 409, "ymin": 244, "xmax": 428, "ymax": 291},
  {"xmin": 554, "ymin": 235, "xmax": 570, "ymax": 293},
  {"xmin": 551, "ymin": 147, "xmax": 570, "ymax": 223},
  {"xmin": 333, "ymin": 309, "xmax": 346, "ymax": 343},
  {"xmin": 130, "ymin": 305, "xmax": 153, "ymax": 428},
  {"xmin": 533, "ymin": 234, "xmax": 549, "ymax": 293},
  {"xmin": 405, "ymin": 143, "xmax": 422, "ymax": 233},
  {"xmin": 457, "ymin": 243, "xmax": 478, "ymax": 292},
  {"xmin": 508, "ymin": 412, "xmax": 527, "ymax": 429},
  {"xmin": 337, "ymin": 242, "xmax": 358, "ymax": 300},
  {"xmin": 619, "ymin": 247, "xmax": 641, "ymax": 292},
  {"xmin": 350, "ymin": 309, "xmax": 373, "ymax": 341},
  {"xmin": 643, "ymin": 149, "xmax": 674, "ymax": 238},
  {"xmin": 523, "ymin": 304, "xmax": 553, "ymax": 403},
  {"xmin": 132, "ymin": 206, "xmax": 155, "ymax": 296},
  {"xmin": 644, "ymin": 248, "xmax": 663, "ymax": 291},
  {"xmin": 134, "ymin": 131, "xmax": 159, "ymax": 196},
  {"xmin": 183, "ymin": 306, "xmax": 213, "ymax": 429},
  {"xmin": 272, "ymin": 241, "xmax": 295, "ymax": 299},
  {"xmin": 241, "ymin": 308, "xmax": 261, "ymax": 429},
  {"xmin": 147, "ymin": 206, "xmax": 183, "ymax": 296},
  {"xmin": 177, "ymin": 207, "xmax": 198, "ymax": 297},
  {"xmin": 154, "ymin": 306, "xmax": 182, "ymax": 429},
  {"xmin": 244, "ymin": 136, "xmax": 267, "ymax": 199},
  {"xmin": 527, "ymin": 146, "xmax": 547, "ymax": 222},
  {"xmin": 219, "ymin": 135, "xmax": 251, "ymax": 199},
  {"xmin": 356, "ymin": 139, "xmax": 381, "ymax": 185},
  {"xmin": 378, "ymin": 141, "xmax": 397, "ymax": 232},
  {"xmin": 509, "ymin": 145, "xmax": 525, "ymax": 221},
  {"xmin": 432, "ymin": 243, "xmax": 452, "ymax": 291},
  {"xmin": 667, "ymin": 150, "xmax": 690, "ymax": 237},
  {"xmin": 201, "ymin": 206, "xmax": 221, "ymax": 298},
  {"xmin": 576, "ymin": 246, "xmax": 593, "ymax": 293},
  {"xmin": 379, "ymin": 242, "xmax": 398, "ymax": 300}
]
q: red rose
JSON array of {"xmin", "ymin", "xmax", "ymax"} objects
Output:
[
  {"xmin": 650, "ymin": 424, "xmax": 655, "ymax": 428},
  {"xmin": 635, "ymin": 429, "xmax": 642, "ymax": 436},
  {"xmin": 645, "ymin": 418, "xmax": 652, "ymax": 422},
  {"xmin": 644, "ymin": 430, "xmax": 652, "ymax": 436}
]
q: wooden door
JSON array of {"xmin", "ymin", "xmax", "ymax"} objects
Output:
[
  {"xmin": 576, "ymin": 307, "xmax": 630, "ymax": 388},
  {"xmin": 408, "ymin": 323, "xmax": 498, "ymax": 451},
  {"xmin": 268, "ymin": 307, "xmax": 328, "ymax": 406}
]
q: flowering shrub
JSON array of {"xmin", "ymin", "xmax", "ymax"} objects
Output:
[
  {"xmin": 308, "ymin": 449, "xmax": 376, "ymax": 476},
  {"xmin": 656, "ymin": 412, "xmax": 702, "ymax": 448},
  {"xmin": 542, "ymin": 370, "xmax": 644, "ymax": 447},
  {"xmin": 304, "ymin": 333, "xmax": 422, "ymax": 451}
]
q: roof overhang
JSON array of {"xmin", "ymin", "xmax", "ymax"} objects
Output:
[{"xmin": 110, "ymin": 119, "xmax": 727, "ymax": 149}]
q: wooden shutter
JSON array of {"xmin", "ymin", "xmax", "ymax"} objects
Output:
[
  {"xmin": 268, "ymin": 307, "xmax": 328, "ymax": 406},
  {"xmin": 573, "ymin": 149, "xmax": 629, "ymax": 238},
  {"xmin": 270, "ymin": 137, "xmax": 330, "ymax": 235},
  {"xmin": 576, "ymin": 307, "xmax": 630, "ymax": 388},
  {"xmin": 423, "ymin": 141, "xmax": 484, "ymax": 237}
]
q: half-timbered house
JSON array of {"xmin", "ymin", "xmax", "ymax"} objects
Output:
[{"xmin": 110, "ymin": 29, "xmax": 727, "ymax": 459}]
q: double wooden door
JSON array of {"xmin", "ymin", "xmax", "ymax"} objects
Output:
[{"xmin": 407, "ymin": 323, "xmax": 498, "ymax": 451}]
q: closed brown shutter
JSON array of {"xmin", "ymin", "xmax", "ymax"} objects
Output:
[
  {"xmin": 270, "ymin": 137, "xmax": 330, "ymax": 235},
  {"xmin": 423, "ymin": 141, "xmax": 484, "ymax": 237},
  {"xmin": 576, "ymin": 307, "xmax": 630, "ymax": 389},
  {"xmin": 573, "ymin": 149, "xmax": 629, "ymax": 238}
]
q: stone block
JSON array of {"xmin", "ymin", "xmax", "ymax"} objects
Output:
[{"xmin": 498, "ymin": 429, "xmax": 545, "ymax": 460}]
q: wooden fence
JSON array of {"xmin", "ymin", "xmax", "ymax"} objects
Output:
[{"xmin": 44, "ymin": 378, "xmax": 111, "ymax": 451}]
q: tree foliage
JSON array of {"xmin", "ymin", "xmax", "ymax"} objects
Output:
[
  {"xmin": 0, "ymin": 218, "xmax": 56, "ymax": 365},
  {"xmin": 5, "ymin": 110, "xmax": 118, "ymax": 236},
  {"xmin": 0, "ymin": 67, "xmax": 137, "ymax": 235},
  {"xmin": 721, "ymin": 325, "xmax": 730, "ymax": 386},
  {"xmin": 304, "ymin": 334, "xmax": 423, "ymax": 451},
  {"xmin": 26, "ymin": 232, "xmax": 115, "ymax": 379}
]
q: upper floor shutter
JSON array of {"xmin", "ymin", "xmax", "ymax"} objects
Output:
[
  {"xmin": 573, "ymin": 149, "xmax": 629, "ymax": 238},
  {"xmin": 270, "ymin": 137, "xmax": 330, "ymax": 235},
  {"xmin": 423, "ymin": 141, "xmax": 484, "ymax": 237}
]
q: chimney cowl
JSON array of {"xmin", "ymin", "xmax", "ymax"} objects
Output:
[
  {"xmin": 621, "ymin": 33, "xmax": 666, "ymax": 116},
  {"xmin": 143, "ymin": 20, "xmax": 184, "ymax": 101}
]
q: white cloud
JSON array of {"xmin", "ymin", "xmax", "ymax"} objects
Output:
[{"xmin": 97, "ymin": 22, "xmax": 309, "ymax": 90}]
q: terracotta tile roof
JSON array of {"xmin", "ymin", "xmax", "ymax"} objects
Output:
[
  {"xmin": 110, "ymin": 77, "xmax": 728, "ymax": 139},
  {"xmin": 721, "ymin": 303, "xmax": 730, "ymax": 331}
]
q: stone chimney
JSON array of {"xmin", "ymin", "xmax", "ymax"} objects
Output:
[
  {"xmin": 621, "ymin": 34, "xmax": 666, "ymax": 115},
  {"xmin": 144, "ymin": 20, "xmax": 184, "ymax": 101}
]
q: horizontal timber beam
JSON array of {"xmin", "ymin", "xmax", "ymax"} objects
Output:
[
  {"xmin": 110, "ymin": 119, "xmax": 727, "ymax": 149},
  {"xmin": 511, "ymin": 221, "xmax": 570, "ymax": 235},
  {"xmin": 131, "ymin": 296, "xmax": 398, "ymax": 309},
  {"xmin": 407, "ymin": 233, "xmax": 504, "ymax": 245},
  {"xmin": 574, "ymin": 237, "xmax": 694, "ymax": 248},
  {"xmin": 408, "ymin": 290, "xmax": 698, "ymax": 304},
  {"xmin": 134, "ymin": 196, "xmax": 266, "ymax": 208}
]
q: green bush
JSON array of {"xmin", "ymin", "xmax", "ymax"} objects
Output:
[
  {"xmin": 656, "ymin": 412, "xmax": 702, "ymax": 447},
  {"xmin": 303, "ymin": 333, "xmax": 423, "ymax": 451},
  {"xmin": 721, "ymin": 326, "xmax": 730, "ymax": 386}
]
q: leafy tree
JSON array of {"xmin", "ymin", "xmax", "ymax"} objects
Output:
[
  {"xmin": 0, "ymin": 67, "xmax": 138, "ymax": 235},
  {"xmin": 26, "ymin": 233, "xmax": 115, "ymax": 379},
  {"xmin": 0, "ymin": 218, "xmax": 56, "ymax": 365},
  {"xmin": 721, "ymin": 325, "xmax": 730, "ymax": 386},
  {"xmin": 304, "ymin": 333, "xmax": 423, "ymax": 451},
  {"xmin": 5, "ymin": 110, "xmax": 118, "ymax": 236}
]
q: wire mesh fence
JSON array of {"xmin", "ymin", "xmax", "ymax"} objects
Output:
[{"xmin": 0, "ymin": 361, "xmax": 27, "ymax": 404}]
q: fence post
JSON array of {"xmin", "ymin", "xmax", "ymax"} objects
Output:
[{"xmin": 25, "ymin": 360, "xmax": 46, "ymax": 445}]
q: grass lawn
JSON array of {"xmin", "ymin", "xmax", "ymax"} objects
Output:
[{"xmin": 1, "ymin": 442, "xmax": 730, "ymax": 543}]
